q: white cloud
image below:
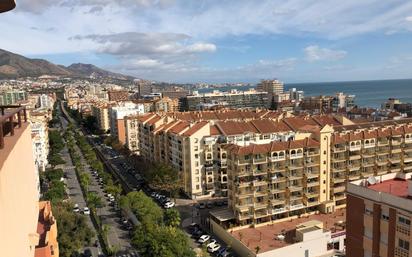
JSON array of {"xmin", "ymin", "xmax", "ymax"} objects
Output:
[
  {"xmin": 406, "ymin": 16, "xmax": 412, "ymax": 21},
  {"xmin": 304, "ymin": 45, "xmax": 347, "ymax": 62}
]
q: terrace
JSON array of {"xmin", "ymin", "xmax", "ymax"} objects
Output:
[{"xmin": 230, "ymin": 208, "xmax": 346, "ymax": 254}]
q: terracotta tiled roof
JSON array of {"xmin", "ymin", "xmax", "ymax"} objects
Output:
[
  {"xmin": 168, "ymin": 120, "xmax": 190, "ymax": 134},
  {"xmin": 224, "ymin": 138, "xmax": 319, "ymax": 155},
  {"xmin": 182, "ymin": 121, "xmax": 209, "ymax": 136}
]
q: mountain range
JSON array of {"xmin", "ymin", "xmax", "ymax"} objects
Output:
[{"xmin": 0, "ymin": 48, "xmax": 135, "ymax": 80}]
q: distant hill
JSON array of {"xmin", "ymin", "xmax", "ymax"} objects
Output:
[
  {"xmin": 0, "ymin": 48, "xmax": 135, "ymax": 80},
  {"xmin": 66, "ymin": 63, "xmax": 135, "ymax": 80}
]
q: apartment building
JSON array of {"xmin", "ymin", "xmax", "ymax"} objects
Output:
[
  {"xmin": 31, "ymin": 121, "xmax": 49, "ymax": 172},
  {"xmin": 180, "ymin": 89, "xmax": 268, "ymax": 111},
  {"xmin": 109, "ymin": 102, "xmax": 145, "ymax": 143},
  {"xmin": 91, "ymin": 103, "xmax": 111, "ymax": 132},
  {"xmin": 221, "ymin": 117, "xmax": 412, "ymax": 226},
  {"xmin": 256, "ymin": 79, "xmax": 285, "ymax": 107},
  {"xmin": 128, "ymin": 110, "xmax": 351, "ymax": 199},
  {"xmin": 108, "ymin": 90, "xmax": 129, "ymax": 102},
  {"xmin": 0, "ymin": 106, "xmax": 42, "ymax": 257},
  {"xmin": 35, "ymin": 201, "xmax": 59, "ymax": 257},
  {"xmin": 0, "ymin": 89, "xmax": 28, "ymax": 105},
  {"xmin": 347, "ymin": 172, "xmax": 412, "ymax": 257}
]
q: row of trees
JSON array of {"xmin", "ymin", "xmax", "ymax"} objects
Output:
[
  {"xmin": 120, "ymin": 192, "xmax": 195, "ymax": 257},
  {"xmin": 42, "ymin": 118, "xmax": 95, "ymax": 257}
]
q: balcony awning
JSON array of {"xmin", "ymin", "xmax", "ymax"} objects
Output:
[{"xmin": 210, "ymin": 208, "xmax": 235, "ymax": 222}]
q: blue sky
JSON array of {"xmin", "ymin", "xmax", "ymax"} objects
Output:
[{"xmin": 1, "ymin": 0, "xmax": 412, "ymax": 83}]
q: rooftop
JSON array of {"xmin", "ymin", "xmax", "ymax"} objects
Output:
[
  {"xmin": 368, "ymin": 178, "xmax": 411, "ymax": 199},
  {"xmin": 230, "ymin": 209, "xmax": 346, "ymax": 253}
]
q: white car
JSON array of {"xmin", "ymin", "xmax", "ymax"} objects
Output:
[
  {"xmin": 164, "ymin": 201, "xmax": 175, "ymax": 209},
  {"xmin": 207, "ymin": 243, "xmax": 221, "ymax": 253},
  {"xmin": 206, "ymin": 239, "xmax": 217, "ymax": 248},
  {"xmin": 83, "ymin": 207, "xmax": 90, "ymax": 215},
  {"xmin": 73, "ymin": 204, "xmax": 80, "ymax": 213},
  {"xmin": 198, "ymin": 235, "xmax": 211, "ymax": 244}
]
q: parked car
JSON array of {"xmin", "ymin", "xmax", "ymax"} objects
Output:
[
  {"xmin": 164, "ymin": 201, "xmax": 175, "ymax": 209},
  {"xmin": 198, "ymin": 234, "xmax": 211, "ymax": 244},
  {"xmin": 73, "ymin": 204, "xmax": 80, "ymax": 213},
  {"xmin": 216, "ymin": 247, "xmax": 227, "ymax": 257},
  {"xmin": 83, "ymin": 207, "xmax": 90, "ymax": 215},
  {"xmin": 206, "ymin": 239, "xmax": 217, "ymax": 248},
  {"xmin": 207, "ymin": 243, "xmax": 221, "ymax": 253},
  {"xmin": 206, "ymin": 202, "xmax": 213, "ymax": 208},
  {"xmin": 199, "ymin": 202, "xmax": 206, "ymax": 209},
  {"xmin": 83, "ymin": 249, "xmax": 92, "ymax": 257}
]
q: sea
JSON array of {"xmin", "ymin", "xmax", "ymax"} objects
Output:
[{"xmin": 197, "ymin": 79, "xmax": 412, "ymax": 109}]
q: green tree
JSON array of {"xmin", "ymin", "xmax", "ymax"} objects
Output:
[
  {"xmin": 45, "ymin": 168, "xmax": 64, "ymax": 182},
  {"xmin": 53, "ymin": 202, "xmax": 94, "ymax": 257},
  {"xmin": 48, "ymin": 153, "xmax": 66, "ymax": 167},
  {"xmin": 164, "ymin": 208, "xmax": 181, "ymax": 227},
  {"xmin": 87, "ymin": 192, "xmax": 104, "ymax": 210}
]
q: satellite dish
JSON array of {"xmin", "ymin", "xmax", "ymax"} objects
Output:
[{"xmin": 367, "ymin": 176, "xmax": 377, "ymax": 185}]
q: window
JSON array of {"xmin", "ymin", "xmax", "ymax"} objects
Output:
[
  {"xmin": 196, "ymin": 185, "xmax": 200, "ymax": 190},
  {"xmin": 195, "ymin": 169, "xmax": 199, "ymax": 174},
  {"xmin": 398, "ymin": 216, "xmax": 411, "ymax": 226},
  {"xmin": 365, "ymin": 206, "xmax": 373, "ymax": 216},
  {"xmin": 194, "ymin": 146, "xmax": 198, "ymax": 151},
  {"xmin": 399, "ymin": 239, "xmax": 410, "ymax": 251},
  {"xmin": 382, "ymin": 213, "xmax": 389, "ymax": 221},
  {"xmin": 194, "ymin": 138, "xmax": 199, "ymax": 143}
]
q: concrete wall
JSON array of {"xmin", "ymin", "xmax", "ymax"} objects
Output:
[
  {"xmin": 0, "ymin": 124, "xmax": 40, "ymax": 257},
  {"xmin": 257, "ymin": 235, "xmax": 330, "ymax": 257},
  {"xmin": 210, "ymin": 220, "xmax": 255, "ymax": 257}
]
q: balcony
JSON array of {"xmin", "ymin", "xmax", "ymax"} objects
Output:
[
  {"xmin": 334, "ymin": 185, "xmax": 346, "ymax": 193},
  {"xmin": 335, "ymin": 193, "xmax": 346, "ymax": 201},
  {"xmin": 237, "ymin": 181, "xmax": 252, "ymax": 188},
  {"xmin": 378, "ymin": 139, "xmax": 389, "ymax": 146},
  {"xmin": 332, "ymin": 166, "xmax": 346, "ymax": 173},
  {"xmin": 270, "ymin": 156, "xmax": 286, "ymax": 162},
  {"xmin": 253, "ymin": 168, "xmax": 267, "ymax": 176},
  {"xmin": 253, "ymin": 202, "xmax": 268, "ymax": 210},
  {"xmin": 349, "ymin": 145, "xmax": 361, "ymax": 151},
  {"xmin": 363, "ymin": 142, "xmax": 376, "ymax": 149},
  {"xmin": 288, "ymin": 185, "xmax": 303, "ymax": 192},
  {"xmin": 254, "ymin": 190, "xmax": 267, "ymax": 197},
  {"xmin": 333, "ymin": 154, "xmax": 347, "ymax": 162},
  {"xmin": 391, "ymin": 139, "xmax": 403, "ymax": 146},
  {"xmin": 304, "ymin": 190, "xmax": 319, "ymax": 198},
  {"xmin": 290, "ymin": 153, "xmax": 304, "ymax": 159},
  {"xmin": 376, "ymin": 158, "xmax": 388, "ymax": 166},
  {"xmin": 333, "ymin": 176, "xmax": 346, "ymax": 183},
  {"xmin": 270, "ymin": 206, "xmax": 287, "ymax": 214},
  {"xmin": 0, "ymin": 105, "xmax": 28, "ymax": 150},
  {"xmin": 237, "ymin": 159, "xmax": 250, "ymax": 165},
  {"xmin": 349, "ymin": 154, "xmax": 361, "ymax": 160},
  {"xmin": 333, "ymin": 146, "xmax": 346, "ymax": 152},
  {"xmin": 306, "ymin": 181, "xmax": 320, "ymax": 188},
  {"xmin": 253, "ymin": 157, "xmax": 267, "ymax": 165},
  {"xmin": 254, "ymin": 211, "xmax": 269, "ymax": 219},
  {"xmin": 362, "ymin": 160, "xmax": 375, "ymax": 167},
  {"xmin": 348, "ymin": 172, "xmax": 361, "ymax": 180},
  {"xmin": 348, "ymin": 164, "xmax": 361, "ymax": 171},
  {"xmin": 253, "ymin": 180, "xmax": 267, "ymax": 187},
  {"xmin": 236, "ymin": 202, "xmax": 253, "ymax": 211},
  {"xmin": 305, "ymin": 150, "xmax": 320, "ymax": 156}
]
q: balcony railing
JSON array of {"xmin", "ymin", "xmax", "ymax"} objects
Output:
[{"xmin": 0, "ymin": 105, "xmax": 27, "ymax": 149}]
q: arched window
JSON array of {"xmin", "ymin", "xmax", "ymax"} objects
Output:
[
  {"xmin": 365, "ymin": 140, "xmax": 369, "ymax": 144},
  {"xmin": 222, "ymin": 176, "xmax": 227, "ymax": 182},
  {"xmin": 207, "ymin": 153, "xmax": 212, "ymax": 159},
  {"xmin": 297, "ymin": 149, "xmax": 303, "ymax": 154},
  {"xmin": 222, "ymin": 153, "xmax": 227, "ymax": 159},
  {"xmin": 272, "ymin": 152, "xmax": 278, "ymax": 158},
  {"xmin": 351, "ymin": 142, "xmax": 355, "ymax": 146},
  {"xmin": 291, "ymin": 150, "xmax": 296, "ymax": 155},
  {"xmin": 279, "ymin": 152, "xmax": 285, "ymax": 158},
  {"xmin": 371, "ymin": 139, "xmax": 375, "ymax": 143},
  {"xmin": 356, "ymin": 141, "xmax": 361, "ymax": 146}
]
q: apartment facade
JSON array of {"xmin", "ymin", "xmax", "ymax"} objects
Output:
[
  {"xmin": 223, "ymin": 118, "xmax": 412, "ymax": 225},
  {"xmin": 109, "ymin": 102, "xmax": 145, "ymax": 143},
  {"xmin": 180, "ymin": 89, "xmax": 268, "ymax": 111},
  {"xmin": 0, "ymin": 106, "xmax": 42, "ymax": 257},
  {"xmin": 347, "ymin": 172, "xmax": 412, "ymax": 257},
  {"xmin": 91, "ymin": 104, "xmax": 111, "ymax": 132},
  {"xmin": 127, "ymin": 110, "xmax": 348, "ymax": 199}
]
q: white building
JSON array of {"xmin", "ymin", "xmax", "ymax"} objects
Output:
[
  {"xmin": 109, "ymin": 102, "xmax": 146, "ymax": 144},
  {"xmin": 30, "ymin": 121, "xmax": 49, "ymax": 172}
]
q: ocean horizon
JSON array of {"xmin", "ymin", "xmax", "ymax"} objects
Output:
[{"xmin": 198, "ymin": 78, "xmax": 412, "ymax": 108}]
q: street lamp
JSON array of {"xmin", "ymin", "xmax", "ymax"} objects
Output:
[{"xmin": 0, "ymin": 0, "xmax": 15, "ymax": 13}]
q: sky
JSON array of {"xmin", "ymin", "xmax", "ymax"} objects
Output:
[{"xmin": 1, "ymin": 0, "xmax": 412, "ymax": 83}]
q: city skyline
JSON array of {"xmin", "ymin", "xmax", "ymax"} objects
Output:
[{"xmin": 1, "ymin": 0, "xmax": 412, "ymax": 83}]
